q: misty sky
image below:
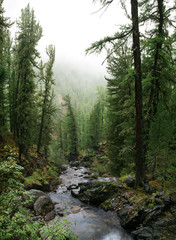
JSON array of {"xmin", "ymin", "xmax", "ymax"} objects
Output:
[{"xmin": 4, "ymin": 0, "xmax": 128, "ymax": 73}]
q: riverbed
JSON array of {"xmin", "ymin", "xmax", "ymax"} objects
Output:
[{"xmin": 48, "ymin": 166, "xmax": 133, "ymax": 240}]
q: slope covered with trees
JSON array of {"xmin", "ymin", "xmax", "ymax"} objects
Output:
[
  {"xmin": 86, "ymin": 0, "xmax": 176, "ymax": 190},
  {"xmin": 1, "ymin": 0, "xmax": 176, "ymax": 239}
]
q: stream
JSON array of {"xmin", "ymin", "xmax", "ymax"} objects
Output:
[{"xmin": 48, "ymin": 166, "xmax": 133, "ymax": 240}]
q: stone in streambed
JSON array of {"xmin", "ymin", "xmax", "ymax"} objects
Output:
[
  {"xmin": 23, "ymin": 189, "xmax": 47, "ymax": 209},
  {"xmin": 34, "ymin": 195, "xmax": 54, "ymax": 216},
  {"xmin": 71, "ymin": 180, "xmax": 117, "ymax": 206}
]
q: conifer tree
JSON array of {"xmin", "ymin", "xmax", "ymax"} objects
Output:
[
  {"xmin": 86, "ymin": 0, "xmax": 145, "ymax": 184},
  {"xmin": 0, "ymin": 0, "xmax": 11, "ymax": 133},
  {"xmin": 106, "ymin": 44, "xmax": 135, "ymax": 175},
  {"xmin": 37, "ymin": 45, "xmax": 56, "ymax": 156},
  {"xmin": 87, "ymin": 102, "xmax": 102, "ymax": 149},
  {"xmin": 141, "ymin": 0, "xmax": 176, "ymax": 175},
  {"xmin": 62, "ymin": 95, "xmax": 78, "ymax": 158},
  {"xmin": 14, "ymin": 4, "xmax": 42, "ymax": 161}
]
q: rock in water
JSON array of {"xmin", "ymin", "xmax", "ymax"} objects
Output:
[
  {"xmin": 34, "ymin": 196, "xmax": 54, "ymax": 216},
  {"xmin": 23, "ymin": 189, "xmax": 47, "ymax": 209}
]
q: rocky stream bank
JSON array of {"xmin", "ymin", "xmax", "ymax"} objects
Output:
[{"xmin": 24, "ymin": 159, "xmax": 176, "ymax": 240}]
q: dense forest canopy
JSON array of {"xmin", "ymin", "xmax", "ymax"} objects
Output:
[{"xmin": 0, "ymin": 0, "xmax": 176, "ymax": 187}]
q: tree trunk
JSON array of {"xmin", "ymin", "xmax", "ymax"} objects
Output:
[
  {"xmin": 131, "ymin": 0, "xmax": 144, "ymax": 185},
  {"xmin": 37, "ymin": 98, "xmax": 46, "ymax": 153}
]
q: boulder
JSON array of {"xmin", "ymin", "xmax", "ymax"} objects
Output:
[
  {"xmin": 124, "ymin": 176, "xmax": 135, "ymax": 187},
  {"xmin": 71, "ymin": 180, "xmax": 117, "ymax": 206},
  {"xmin": 131, "ymin": 226, "xmax": 153, "ymax": 239},
  {"xmin": 142, "ymin": 205, "xmax": 165, "ymax": 225},
  {"xmin": 23, "ymin": 189, "xmax": 47, "ymax": 209},
  {"xmin": 34, "ymin": 195, "xmax": 54, "ymax": 216}
]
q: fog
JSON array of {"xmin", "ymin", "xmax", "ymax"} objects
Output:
[{"xmin": 4, "ymin": 0, "xmax": 128, "ymax": 75}]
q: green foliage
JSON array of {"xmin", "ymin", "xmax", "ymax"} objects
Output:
[
  {"xmin": 62, "ymin": 95, "xmax": 78, "ymax": 157},
  {"xmin": 24, "ymin": 165, "xmax": 58, "ymax": 188},
  {"xmin": 0, "ymin": 159, "xmax": 41, "ymax": 240},
  {"xmin": 0, "ymin": 158, "xmax": 77, "ymax": 240},
  {"xmin": 87, "ymin": 102, "xmax": 103, "ymax": 149},
  {"xmin": 13, "ymin": 4, "xmax": 42, "ymax": 160},
  {"xmin": 106, "ymin": 44, "xmax": 135, "ymax": 175},
  {"xmin": 91, "ymin": 155, "xmax": 110, "ymax": 176},
  {"xmin": 37, "ymin": 45, "xmax": 56, "ymax": 159},
  {"xmin": 41, "ymin": 218, "xmax": 78, "ymax": 240}
]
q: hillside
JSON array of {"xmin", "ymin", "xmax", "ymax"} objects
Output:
[{"xmin": 53, "ymin": 62, "xmax": 106, "ymax": 112}]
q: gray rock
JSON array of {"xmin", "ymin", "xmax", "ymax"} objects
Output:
[
  {"xmin": 123, "ymin": 192, "xmax": 130, "ymax": 200},
  {"xmin": 153, "ymin": 218, "xmax": 176, "ymax": 227},
  {"xmin": 143, "ymin": 205, "xmax": 164, "ymax": 225},
  {"xmin": 110, "ymin": 198, "xmax": 121, "ymax": 209},
  {"xmin": 124, "ymin": 176, "xmax": 135, "ymax": 187},
  {"xmin": 144, "ymin": 183, "xmax": 153, "ymax": 193},
  {"xmin": 132, "ymin": 226, "xmax": 153, "ymax": 239},
  {"xmin": 72, "ymin": 181, "xmax": 117, "ymax": 206},
  {"xmin": 34, "ymin": 196, "xmax": 54, "ymax": 216},
  {"xmin": 23, "ymin": 189, "xmax": 47, "ymax": 209},
  {"xmin": 118, "ymin": 205, "xmax": 132, "ymax": 218}
]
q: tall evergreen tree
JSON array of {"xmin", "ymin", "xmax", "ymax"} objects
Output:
[
  {"xmin": 141, "ymin": 0, "xmax": 176, "ymax": 175},
  {"xmin": 37, "ymin": 45, "xmax": 56, "ymax": 155},
  {"xmin": 106, "ymin": 44, "xmax": 135, "ymax": 175},
  {"xmin": 87, "ymin": 101, "xmax": 102, "ymax": 149},
  {"xmin": 86, "ymin": 0, "xmax": 145, "ymax": 184},
  {"xmin": 14, "ymin": 4, "xmax": 42, "ymax": 161},
  {"xmin": 0, "ymin": 0, "xmax": 11, "ymax": 133},
  {"xmin": 131, "ymin": 0, "xmax": 144, "ymax": 185},
  {"xmin": 62, "ymin": 95, "xmax": 78, "ymax": 158}
]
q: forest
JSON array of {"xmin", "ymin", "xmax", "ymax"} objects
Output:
[{"xmin": 0, "ymin": 0, "xmax": 176, "ymax": 239}]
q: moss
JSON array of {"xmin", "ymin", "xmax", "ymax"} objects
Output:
[
  {"xmin": 100, "ymin": 198, "xmax": 111, "ymax": 210},
  {"xmin": 24, "ymin": 165, "xmax": 58, "ymax": 188}
]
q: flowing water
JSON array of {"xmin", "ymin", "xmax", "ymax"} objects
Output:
[{"xmin": 48, "ymin": 166, "xmax": 133, "ymax": 240}]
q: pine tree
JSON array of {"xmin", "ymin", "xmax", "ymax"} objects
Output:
[
  {"xmin": 37, "ymin": 45, "xmax": 56, "ymax": 156},
  {"xmin": 87, "ymin": 101, "xmax": 102, "ymax": 149},
  {"xmin": 0, "ymin": 0, "xmax": 11, "ymax": 133},
  {"xmin": 86, "ymin": 0, "xmax": 145, "ymax": 184},
  {"xmin": 62, "ymin": 95, "xmax": 78, "ymax": 159},
  {"xmin": 131, "ymin": 0, "xmax": 144, "ymax": 185},
  {"xmin": 14, "ymin": 4, "xmax": 42, "ymax": 161},
  {"xmin": 106, "ymin": 44, "xmax": 135, "ymax": 175},
  {"xmin": 141, "ymin": 0, "xmax": 176, "ymax": 177}
]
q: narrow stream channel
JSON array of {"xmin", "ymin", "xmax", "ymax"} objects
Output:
[{"xmin": 48, "ymin": 166, "xmax": 133, "ymax": 240}]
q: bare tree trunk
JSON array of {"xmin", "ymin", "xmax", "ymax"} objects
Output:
[{"xmin": 131, "ymin": 0, "xmax": 144, "ymax": 185}]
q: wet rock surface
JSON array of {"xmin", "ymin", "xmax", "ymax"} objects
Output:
[
  {"xmin": 31, "ymin": 161, "xmax": 175, "ymax": 240},
  {"xmin": 59, "ymin": 165, "xmax": 176, "ymax": 240},
  {"xmin": 71, "ymin": 180, "xmax": 117, "ymax": 206},
  {"xmin": 23, "ymin": 189, "xmax": 47, "ymax": 209},
  {"xmin": 34, "ymin": 195, "xmax": 54, "ymax": 216},
  {"xmin": 23, "ymin": 189, "xmax": 54, "ymax": 217},
  {"xmin": 48, "ymin": 165, "xmax": 132, "ymax": 240}
]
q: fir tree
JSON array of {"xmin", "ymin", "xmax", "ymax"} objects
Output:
[
  {"xmin": 37, "ymin": 45, "xmax": 56, "ymax": 156},
  {"xmin": 62, "ymin": 95, "xmax": 78, "ymax": 158},
  {"xmin": 0, "ymin": 0, "xmax": 11, "ymax": 133},
  {"xmin": 14, "ymin": 4, "xmax": 42, "ymax": 161}
]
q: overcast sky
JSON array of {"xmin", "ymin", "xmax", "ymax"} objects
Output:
[{"xmin": 4, "ymin": 0, "xmax": 128, "ymax": 73}]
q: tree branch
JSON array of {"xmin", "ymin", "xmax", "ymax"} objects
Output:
[{"xmin": 85, "ymin": 26, "xmax": 132, "ymax": 55}]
